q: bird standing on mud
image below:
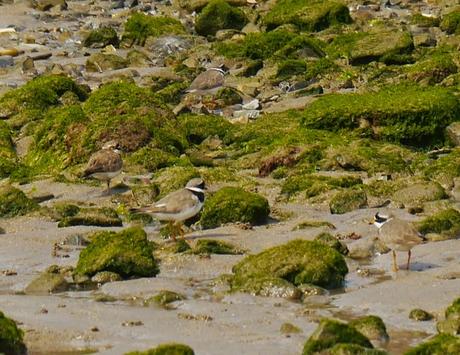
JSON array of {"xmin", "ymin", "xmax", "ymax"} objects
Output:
[
  {"xmin": 130, "ymin": 178, "xmax": 206, "ymax": 241},
  {"xmin": 373, "ymin": 212, "xmax": 426, "ymax": 272},
  {"xmin": 82, "ymin": 141, "xmax": 123, "ymax": 195}
]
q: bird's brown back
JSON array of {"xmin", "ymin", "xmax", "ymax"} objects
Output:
[
  {"xmin": 83, "ymin": 149, "xmax": 122, "ymax": 176},
  {"xmin": 379, "ymin": 218, "xmax": 424, "ymax": 251}
]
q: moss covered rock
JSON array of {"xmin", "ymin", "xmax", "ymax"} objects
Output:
[
  {"xmin": 264, "ymin": 0, "xmax": 351, "ymax": 32},
  {"xmin": 85, "ymin": 53, "xmax": 128, "ymax": 72},
  {"xmin": 57, "ymin": 207, "xmax": 122, "ymax": 228},
  {"xmin": 200, "ymin": 187, "xmax": 270, "ymax": 229},
  {"xmin": 83, "ymin": 27, "xmax": 119, "ymax": 48},
  {"xmin": 0, "ymin": 185, "xmax": 38, "ymax": 217},
  {"xmin": 393, "ymin": 182, "xmax": 446, "ymax": 206},
  {"xmin": 404, "ymin": 333, "xmax": 460, "ymax": 355},
  {"xmin": 74, "ymin": 227, "xmax": 159, "ymax": 279},
  {"xmin": 417, "ymin": 209, "xmax": 460, "ymax": 239},
  {"xmin": 314, "ymin": 233, "xmax": 348, "ymax": 255},
  {"xmin": 125, "ymin": 343, "xmax": 195, "ymax": 355},
  {"xmin": 301, "ymin": 84, "xmax": 460, "ymax": 147},
  {"xmin": 145, "ymin": 290, "xmax": 186, "ymax": 308},
  {"xmin": 191, "ymin": 239, "xmax": 243, "ymax": 255},
  {"xmin": 0, "ymin": 74, "xmax": 87, "ymax": 125},
  {"xmin": 24, "ymin": 271, "xmax": 69, "ymax": 294},
  {"xmin": 123, "ymin": 13, "xmax": 185, "ymax": 46},
  {"xmin": 0, "ymin": 311, "xmax": 27, "ymax": 355},
  {"xmin": 330, "ymin": 189, "xmax": 367, "ymax": 215},
  {"xmin": 441, "ymin": 9, "xmax": 460, "ymax": 35},
  {"xmin": 178, "ymin": 114, "xmax": 234, "ymax": 145},
  {"xmin": 349, "ymin": 316, "xmax": 389, "ymax": 345},
  {"xmin": 195, "ymin": 0, "xmax": 248, "ymax": 37},
  {"xmin": 303, "ymin": 318, "xmax": 373, "ymax": 354},
  {"xmin": 437, "ymin": 298, "xmax": 460, "ymax": 335},
  {"xmin": 329, "ymin": 343, "xmax": 387, "ymax": 354},
  {"xmin": 409, "ymin": 309, "xmax": 433, "ymax": 321},
  {"xmin": 231, "ymin": 240, "xmax": 348, "ymax": 294}
]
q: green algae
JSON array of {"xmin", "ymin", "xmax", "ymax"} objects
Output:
[
  {"xmin": 409, "ymin": 309, "xmax": 434, "ymax": 321},
  {"xmin": 264, "ymin": 0, "xmax": 351, "ymax": 32},
  {"xmin": 404, "ymin": 333, "xmax": 460, "ymax": 355},
  {"xmin": 125, "ymin": 343, "xmax": 195, "ymax": 355},
  {"xmin": 155, "ymin": 81, "xmax": 189, "ymax": 105},
  {"xmin": 0, "ymin": 74, "xmax": 87, "ymax": 126},
  {"xmin": 231, "ymin": 240, "xmax": 348, "ymax": 293},
  {"xmin": 303, "ymin": 319, "xmax": 373, "ymax": 354},
  {"xmin": 200, "ymin": 187, "xmax": 270, "ymax": 229},
  {"xmin": 329, "ymin": 343, "xmax": 387, "ymax": 354},
  {"xmin": 195, "ymin": 0, "xmax": 248, "ymax": 37},
  {"xmin": 293, "ymin": 220, "xmax": 336, "ymax": 230},
  {"xmin": 74, "ymin": 227, "xmax": 159, "ymax": 279},
  {"xmin": 280, "ymin": 322, "xmax": 302, "ymax": 334},
  {"xmin": 83, "ymin": 26, "xmax": 119, "ymax": 48},
  {"xmin": 314, "ymin": 232, "xmax": 348, "ymax": 255},
  {"xmin": 145, "ymin": 290, "xmax": 186, "ymax": 308},
  {"xmin": 0, "ymin": 185, "xmax": 38, "ymax": 217},
  {"xmin": 0, "ymin": 311, "xmax": 27, "ymax": 355},
  {"xmin": 445, "ymin": 298, "xmax": 460, "ymax": 319},
  {"xmin": 178, "ymin": 113, "xmax": 235, "ymax": 145},
  {"xmin": 191, "ymin": 239, "xmax": 244, "ymax": 255},
  {"xmin": 301, "ymin": 84, "xmax": 460, "ymax": 147},
  {"xmin": 123, "ymin": 13, "xmax": 185, "ymax": 46},
  {"xmin": 417, "ymin": 209, "xmax": 460, "ymax": 239},
  {"xmin": 349, "ymin": 316, "xmax": 389, "ymax": 343},
  {"xmin": 214, "ymin": 87, "xmax": 242, "ymax": 106},
  {"xmin": 86, "ymin": 53, "xmax": 128, "ymax": 72},
  {"xmin": 58, "ymin": 207, "xmax": 122, "ymax": 228},
  {"xmin": 441, "ymin": 8, "xmax": 460, "ymax": 34},
  {"xmin": 276, "ymin": 59, "xmax": 307, "ymax": 80}
]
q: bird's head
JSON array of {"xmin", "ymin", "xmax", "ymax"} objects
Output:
[
  {"xmin": 373, "ymin": 212, "xmax": 393, "ymax": 229},
  {"xmin": 102, "ymin": 140, "xmax": 122, "ymax": 154},
  {"xmin": 185, "ymin": 177, "xmax": 206, "ymax": 193}
]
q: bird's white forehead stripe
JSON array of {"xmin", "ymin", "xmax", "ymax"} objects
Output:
[{"xmin": 186, "ymin": 187, "xmax": 204, "ymax": 193}]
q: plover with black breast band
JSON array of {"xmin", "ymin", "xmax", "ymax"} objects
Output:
[
  {"xmin": 82, "ymin": 140, "xmax": 123, "ymax": 195},
  {"xmin": 373, "ymin": 212, "xmax": 426, "ymax": 272},
  {"xmin": 130, "ymin": 178, "xmax": 206, "ymax": 241}
]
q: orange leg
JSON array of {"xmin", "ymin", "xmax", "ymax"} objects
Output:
[
  {"xmin": 406, "ymin": 250, "xmax": 411, "ymax": 270},
  {"xmin": 392, "ymin": 250, "xmax": 399, "ymax": 272}
]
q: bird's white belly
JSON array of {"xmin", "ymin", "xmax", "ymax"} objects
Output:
[
  {"xmin": 92, "ymin": 169, "xmax": 121, "ymax": 181},
  {"xmin": 154, "ymin": 202, "xmax": 203, "ymax": 222}
]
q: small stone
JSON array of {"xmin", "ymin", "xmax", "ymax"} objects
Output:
[
  {"xmin": 409, "ymin": 309, "xmax": 434, "ymax": 321},
  {"xmin": 122, "ymin": 320, "xmax": 144, "ymax": 327},
  {"xmin": 91, "ymin": 326, "xmax": 99, "ymax": 332},
  {"xmin": 280, "ymin": 322, "xmax": 302, "ymax": 335},
  {"xmin": 0, "ymin": 55, "xmax": 14, "ymax": 68},
  {"xmin": 91, "ymin": 271, "xmax": 123, "ymax": 284},
  {"xmin": 242, "ymin": 99, "xmax": 260, "ymax": 110}
]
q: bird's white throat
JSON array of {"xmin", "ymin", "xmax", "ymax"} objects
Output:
[{"xmin": 373, "ymin": 218, "xmax": 392, "ymax": 229}]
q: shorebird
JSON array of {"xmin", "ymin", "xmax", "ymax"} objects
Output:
[
  {"xmin": 131, "ymin": 178, "xmax": 206, "ymax": 241},
  {"xmin": 186, "ymin": 66, "xmax": 227, "ymax": 94},
  {"xmin": 373, "ymin": 212, "xmax": 425, "ymax": 272},
  {"xmin": 82, "ymin": 141, "xmax": 123, "ymax": 194}
]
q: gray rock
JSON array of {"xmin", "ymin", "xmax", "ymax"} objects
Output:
[
  {"xmin": 147, "ymin": 36, "xmax": 193, "ymax": 66},
  {"xmin": 393, "ymin": 182, "xmax": 446, "ymax": 206},
  {"xmin": 233, "ymin": 109, "xmax": 260, "ymax": 120},
  {"xmin": 25, "ymin": 272, "xmax": 69, "ymax": 294},
  {"xmin": 242, "ymin": 99, "xmax": 260, "ymax": 110},
  {"xmin": 0, "ymin": 55, "xmax": 13, "ymax": 68}
]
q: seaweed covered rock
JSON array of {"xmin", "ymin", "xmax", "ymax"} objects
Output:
[
  {"xmin": 0, "ymin": 185, "xmax": 38, "ymax": 217},
  {"xmin": 302, "ymin": 318, "xmax": 373, "ymax": 354},
  {"xmin": 314, "ymin": 233, "xmax": 348, "ymax": 255},
  {"xmin": 349, "ymin": 316, "xmax": 389, "ymax": 346},
  {"xmin": 86, "ymin": 53, "xmax": 128, "ymax": 72},
  {"xmin": 200, "ymin": 187, "xmax": 270, "ymax": 229},
  {"xmin": 57, "ymin": 207, "xmax": 122, "ymax": 228},
  {"xmin": 404, "ymin": 333, "xmax": 460, "ymax": 355},
  {"xmin": 231, "ymin": 240, "xmax": 348, "ymax": 295},
  {"xmin": 417, "ymin": 209, "xmax": 460, "ymax": 240},
  {"xmin": 24, "ymin": 271, "xmax": 69, "ymax": 294},
  {"xmin": 437, "ymin": 297, "xmax": 460, "ymax": 335},
  {"xmin": 329, "ymin": 189, "xmax": 367, "ymax": 215},
  {"xmin": 0, "ymin": 120, "xmax": 17, "ymax": 179},
  {"xmin": 0, "ymin": 311, "xmax": 27, "ymax": 355},
  {"xmin": 409, "ymin": 309, "xmax": 433, "ymax": 321},
  {"xmin": 264, "ymin": 0, "xmax": 351, "ymax": 32},
  {"xmin": 195, "ymin": 0, "xmax": 248, "ymax": 37},
  {"xmin": 191, "ymin": 239, "xmax": 244, "ymax": 255},
  {"xmin": 441, "ymin": 8, "xmax": 460, "ymax": 35},
  {"xmin": 301, "ymin": 84, "xmax": 460, "ymax": 147},
  {"xmin": 328, "ymin": 344, "xmax": 387, "ymax": 354},
  {"xmin": 145, "ymin": 290, "xmax": 186, "ymax": 308},
  {"xmin": 0, "ymin": 74, "xmax": 87, "ymax": 125},
  {"xmin": 123, "ymin": 13, "xmax": 185, "ymax": 46},
  {"xmin": 393, "ymin": 182, "xmax": 446, "ymax": 206},
  {"xmin": 74, "ymin": 227, "xmax": 159, "ymax": 279},
  {"xmin": 125, "ymin": 343, "xmax": 195, "ymax": 355},
  {"xmin": 83, "ymin": 27, "xmax": 119, "ymax": 48},
  {"xmin": 178, "ymin": 114, "xmax": 235, "ymax": 145}
]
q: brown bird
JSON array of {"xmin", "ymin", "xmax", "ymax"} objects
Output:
[
  {"xmin": 83, "ymin": 141, "xmax": 123, "ymax": 194},
  {"xmin": 374, "ymin": 212, "xmax": 426, "ymax": 272},
  {"xmin": 130, "ymin": 178, "xmax": 206, "ymax": 241},
  {"xmin": 186, "ymin": 67, "xmax": 226, "ymax": 94}
]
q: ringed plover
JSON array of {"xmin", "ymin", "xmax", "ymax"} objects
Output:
[{"xmin": 373, "ymin": 212, "xmax": 425, "ymax": 272}]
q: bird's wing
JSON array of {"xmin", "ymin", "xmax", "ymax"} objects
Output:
[
  {"xmin": 381, "ymin": 220, "xmax": 424, "ymax": 247},
  {"xmin": 140, "ymin": 190, "xmax": 199, "ymax": 214},
  {"xmin": 189, "ymin": 70, "xmax": 224, "ymax": 91},
  {"xmin": 83, "ymin": 150, "xmax": 122, "ymax": 176}
]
